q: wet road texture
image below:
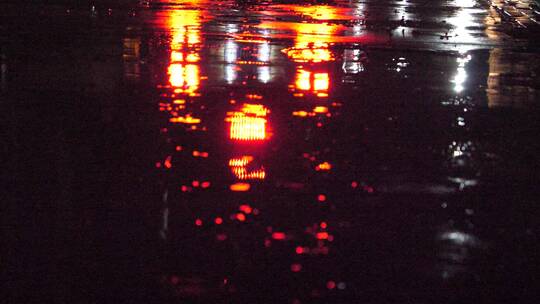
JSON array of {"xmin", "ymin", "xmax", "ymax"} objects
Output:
[{"xmin": 2, "ymin": 0, "xmax": 540, "ymax": 303}]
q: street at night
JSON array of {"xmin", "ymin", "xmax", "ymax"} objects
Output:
[{"xmin": 3, "ymin": 0, "xmax": 540, "ymax": 303}]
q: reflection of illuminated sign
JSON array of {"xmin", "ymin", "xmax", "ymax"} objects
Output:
[
  {"xmin": 229, "ymin": 156, "xmax": 266, "ymax": 180},
  {"xmin": 226, "ymin": 104, "xmax": 269, "ymax": 141}
]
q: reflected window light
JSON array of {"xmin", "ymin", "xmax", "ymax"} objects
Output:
[
  {"xmin": 168, "ymin": 63, "xmax": 184, "ymax": 87},
  {"xmin": 186, "ymin": 53, "xmax": 200, "ymax": 63},
  {"xmin": 342, "ymin": 62, "xmax": 364, "ymax": 74},
  {"xmin": 258, "ymin": 66, "xmax": 271, "ymax": 83},
  {"xmin": 185, "ymin": 64, "xmax": 200, "ymax": 88},
  {"xmin": 168, "ymin": 63, "xmax": 200, "ymax": 93},
  {"xmin": 225, "ymin": 64, "xmax": 237, "ymax": 84},
  {"xmin": 226, "ymin": 23, "xmax": 239, "ymax": 34},
  {"xmin": 296, "ymin": 70, "xmax": 311, "ymax": 91},
  {"xmin": 313, "ymin": 73, "xmax": 329, "ymax": 91},
  {"xmin": 171, "ymin": 51, "xmax": 184, "ymax": 62},
  {"xmin": 452, "ymin": 53, "xmax": 471, "ymax": 93},
  {"xmin": 225, "ymin": 40, "xmax": 238, "ymax": 63},
  {"xmin": 258, "ymin": 42, "xmax": 271, "ymax": 62},
  {"xmin": 453, "ymin": 67, "xmax": 467, "ymax": 93}
]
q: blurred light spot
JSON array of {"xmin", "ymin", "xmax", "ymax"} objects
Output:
[
  {"xmin": 236, "ymin": 213, "xmax": 246, "ymax": 222},
  {"xmin": 230, "ymin": 183, "xmax": 251, "ymax": 192},
  {"xmin": 272, "ymin": 232, "xmax": 286, "ymax": 240},
  {"xmin": 291, "ymin": 264, "xmax": 302, "ymax": 272},
  {"xmin": 326, "ymin": 281, "xmax": 336, "ymax": 290}
]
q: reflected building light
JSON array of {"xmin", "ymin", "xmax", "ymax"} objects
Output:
[
  {"xmin": 296, "ymin": 70, "xmax": 311, "ymax": 91},
  {"xmin": 284, "ymin": 42, "xmax": 333, "ymax": 63},
  {"xmin": 168, "ymin": 63, "xmax": 200, "ymax": 93},
  {"xmin": 229, "ymin": 156, "xmax": 266, "ymax": 180},
  {"xmin": 168, "ymin": 63, "xmax": 184, "ymax": 87},
  {"xmin": 226, "ymin": 104, "xmax": 269, "ymax": 141},
  {"xmin": 225, "ymin": 64, "xmax": 237, "ymax": 84},
  {"xmin": 294, "ymin": 69, "xmax": 329, "ymax": 95},
  {"xmin": 169, "ymin": 115, "xmax": 201, "ymax": 124},
  {"xmin": 313, "ymin": 73, "xmax": 329, "ymax": 91},
  {"xmin": 258, "ymin": 42, "xmax": 271, "ymax": 62},
  {"xmin": 353, "ymin": 24, "xmax": 363, "ymax": 36},
  {"xmin": 122, "ymin": 37, "xmax": 141, "ymax": 80},
  {"xmin": 165, "ymin": 8, "xmax": 204, "ymax": 94},
  {"xmin": 341, "ymin": 49, "xmax": 367, "ymax": 74},
  {"xmin": 452, "ymin": 53, "xmax": 471, "ymax": 93},
  {"xmin": 225, "ymin": 40, "xmax": 238, "ymax": 63},
  {"xmin": 258, "ymin": 66, "xmax": 271, "ymax": 83},
  {"xmin": 342, "ymin": 62, "xmax": 364, "ymax": 74},
  {"xmin": 227, "ymin": 23, "xmax": 239, "ymax": 34}
]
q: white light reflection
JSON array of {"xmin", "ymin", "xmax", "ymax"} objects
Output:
[
  {"xmin": 258, "ymin": 66, "xmax": 271, "ymax": 83},
  {"xmin": 452, "ymin": 53, "xmax": 472, "ymax": 93},
  {"xmin": 225, "ymin": 64, "xmax": 237, "ymax": 84},
  {"xmin": 342, "ymin": 49, "xmax": 365, "ymax": 74},
  {"xmin": 225, "ymin": 40, "xmax": 238, "ymax": 63},
  {"xmin": 258, "ymin": 42, "xmax": 270, "ymax": 62}
]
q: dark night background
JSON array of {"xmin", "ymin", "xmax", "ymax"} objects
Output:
[{"xmin": 3, "ymin": 0, "xmax": 540, "ymax": 303}]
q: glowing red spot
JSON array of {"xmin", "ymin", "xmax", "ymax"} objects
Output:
[
  {"xmin": 239, "ymin": 204, "xmax": 252, "ymax": 214},
  {"xmin": 264, "ymin": 239, "xmax": 271, "ymax": 247},
  {"xmin": 236, "ymin": 213, "xmax": 246, "ymax": 222},
  {"xmin": 364, "ymin": 186, "xmax": 374, "ymax": 193},
  {"xmin": 272, "ymin": 232, "xmax": 286, "ymax": 240},
  {"xmin": 291, "ymin": 264, "xmax": 302, "ymax": 272},
  {"xmin": 317, "ymin": 194, "xmax": 326, "ymax": 202},
  {"xmin": 295, "ymin": 246, "xmax": 304, "ymax": 254},
  {"xmin": 181, "ymin": 185, "xmax": 190, "ymax": 192},
  {"xmin": 316, "ymin": 232, "xmax": 329, "ymax": 240},
  {"xmin": 201, "ymin": 181, "xmax": 211, "ymax": 188},
  {"xmin": 351, "ymin": 181, "xmax": 358, "ymax": 188},
  {"xmin": 215, "ymin": 217, "xmax": 223, "ymax": 225},
  {"xmin": 192, "ymin": 180, "xmax": 200, "ymax": 187},
  {"xmin": 175, "ymin": 146, "xmax": 182, "ymax": 151},
  {"xmin": 216, "ymin": 234, "xmax": 227, "ymax": 241},
  {"xmin": 317, "ymin": 122, "xmax": 323, "ymax": 127},
  {"xmin": 155, "ymin": 162, "xmax": 162, "ymax": 168},
  {"xmin": 320, "ymin": 222, "xmax": 327, "ymax": 229},
  {"xmin": 195, "ymin": 219, "xmax": 203, "ymax": 226},
  {"xmin": 326, "ymin": 281, "xmax": 336, "ymax": 290}
]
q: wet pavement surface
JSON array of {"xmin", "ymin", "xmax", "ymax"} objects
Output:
[{"xmin": 3, "ymin": 1, "xmax": 540, "ymax": 303}]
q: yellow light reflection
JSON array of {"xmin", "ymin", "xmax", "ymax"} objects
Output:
[
  {"xmin": 296, "ymin": 70, "xmax": 311, "ymax": 91},
  {"xmin": 294, "ymin": 70, "xmax": 329, "ymax": 94},
  {"xmin": 166, "ymin": 8, "xmax": 205, "ymax": 94},
  {"xmin": 168, "ymin": 64, "xmax": 200, "ymax": 93},
  {"xmin": 226, "ymin": 104, "xmax": 269, "ymax": 141},
  {"xmin": 313, "ymin": 73, "xmax": 329, "ymax": 91}
]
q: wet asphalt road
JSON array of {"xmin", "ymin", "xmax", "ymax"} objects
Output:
[{"xmin": 2, "ymin": 1, "xmax": 540, "ymax": 303}]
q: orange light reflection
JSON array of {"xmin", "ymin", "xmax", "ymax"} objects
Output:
[
  {"xmin": 226, "ymin": 104, "xmax": 269, "ymax": 141},
  {"xmin": 229, "ymin": 156, "xmax": 266, "ymax": 180}
]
